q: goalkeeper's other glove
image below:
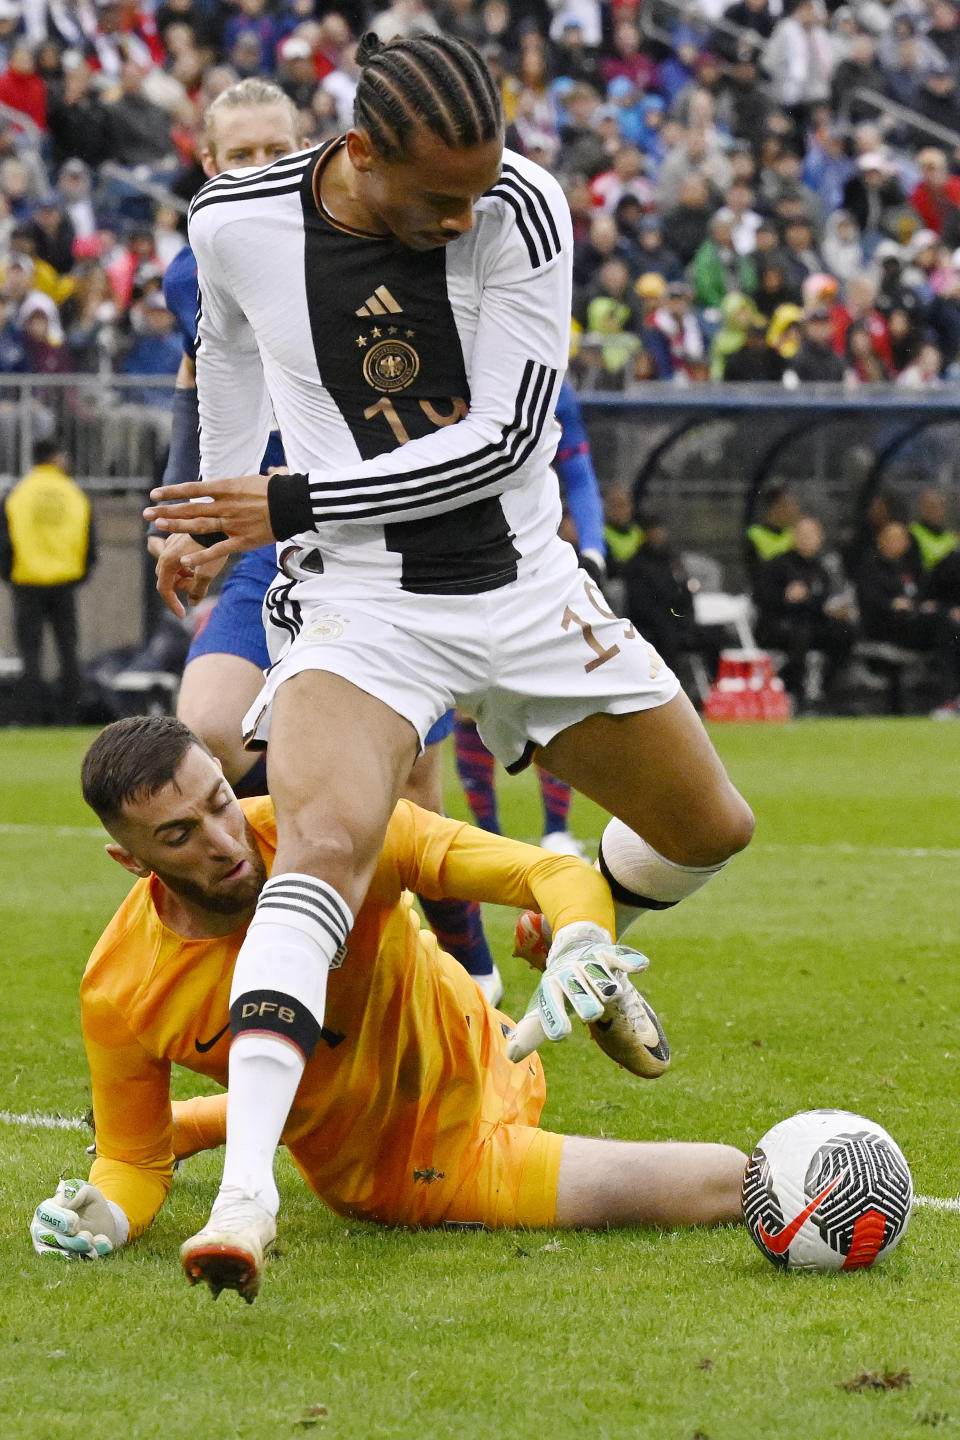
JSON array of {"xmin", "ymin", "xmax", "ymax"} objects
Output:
[
  {"xmin": 505, "ymin": 921, "xmax": 649, "ymax": 1063},
  {"xmin": 31, "ymin": 1179, "xmax": 126, "ymax": 1260}
]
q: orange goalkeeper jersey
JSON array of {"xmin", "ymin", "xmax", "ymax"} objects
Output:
[{"xmin": 82, "ymin": 799, "xmax": 616, "ymax": 1237}]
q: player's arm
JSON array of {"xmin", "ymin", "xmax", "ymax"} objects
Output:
[
  {"xmin": 374, "ymin": 801, "xmax": 650, "ymax": 1058},
  {"xmin": 554, "ymin": 380, "xmax": 606, "ymax": 576},
  {"xmin": 377, "ymin": 800, "xmax": 615, "ymax": 935},
  {"xmin": 30, "ymin": 988, "xmax": 175, "ymax": 1259}
]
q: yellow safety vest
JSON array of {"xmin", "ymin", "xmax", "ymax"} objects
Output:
[{"xmin": 5, "ymin": 464, "xmax": 90, "ymax": 586}]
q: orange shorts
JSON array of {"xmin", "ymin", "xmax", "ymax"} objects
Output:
[{"xmin": 439, "ymin": 1121, "xmax": 564, "ymax": 1230}]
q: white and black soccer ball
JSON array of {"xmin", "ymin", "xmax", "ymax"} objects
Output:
[{"xmin": 742, "ymin": 1109, "xmax": 913, "ymax": 1272}]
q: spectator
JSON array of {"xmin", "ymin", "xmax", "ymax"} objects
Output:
[
  {"xmin": 755, "ymin": 249, "xmax": 799, "ymax": 314},
  {"xmin": 724, "ymin": 178, "xmax": 762, "ymax": 255},
  {"xmin": 571, "ymin": 255, "xmax": 644, "ymax": 386},
  {"xmin": 762, "ymin": 0, "xmax": 834, "ymax": 120},
  {"xmin": 821, "ymin": 209, "xmax": 863, "ymax": 281},
  {"xmin": 661, "ymin": 172, "xmax": 714, "ymax": 267},
  {"xmin": 722, "ymin": 315, "xmax": 786, "ymax": 380},
  {"xmin": 718, "ymin": 0, "xmax": 775, "ymax": 57},
  {"xmin": 753, "ymin": 515, "xmax": 856, "ymax": 709},
  {"xmin": 223, "ymin": 0, "xmax": 280, "ymax": 70},
  {"xmin": 61, "ymin": 262, "xmax": 118, "ymax": 371},
  {"xmin": 21, "ymin": 302, "xmax": 70, "ymax": 378},
  {"xmin": 652, "ymin": 279, "xmax": 707, "ymax": 379},
  {"xmin": 841, "ymin": 151, "xmax": 905, "ymax": 244},
  {"xmin": 780, "ymin": 216, "xmax": 823, "ymax": 295},
  {"xmin": 572, "ymin": 211, "xmax": 633, "ymax": 289},
  {"xmin": 928, "ymin": 0, "xmax": 960, "ymax": 67},
  {"xmin": 710, "ymin": 290, "xmax": 761, "ymax": 378},
  {"xmin": 276, "ymin": 35, "xmax": 318, "ymax": 109},
  {"xmin": 634, "ymin": 270, "xmax": 674, "ymax": 378},
  {"xmin": 29, "ymin": 190, "xmax": 74, "ymax": 275},
  {"xmin": 0, "ymin": 0, "xmax": 21, "ymax": 73},
  {"xmin": 0, "ymin": 437, "xmax": 95, "ymax": 724},
  {"xmin": 121, "ymin": 291, "xmax": 180, "ymax": 404},
  {"xmin": 912, "ymin": 71, "xmax": 960, "ymax": 144},
  {"xmin": 1, "ymin": 252, "xmax": 62, "ymax": 339},
  {"xmin": 634, "ymin": 213, "xmax": 683, "ymax": 282},
  {"xmin": 910, "ymin": 488, "xmax": 958, "ymax": 572},
  {"xmin": 788, "ymin": 305, "xmax": 846, "ymax": 380},
  {"xmin": 46, "ymin": 61, "xmax": 112, "ymax": 170},
  {"xmin": 589, "ymin": 143, "xmax": 654, "ymax": 215},
  {"xmin": 106, "ymin": 60, "xmax": 177, "ymax": 171},
  {"xmin": 691, "ymin": 207, "xmax": 757, "ymax": 310},
  {"xmin": 746, "ymin": 480, "xmax": 802, "ymax": 578},
  {"xmin": 0, "ymin": 40, "xmax": 46, "ymax": 129},
  {"xmin": 621, "ymin": 515, "xmax": 696, "ymax": 672},
  {"xmin": 89, "ymin": 0, "xmax": 161, "ymax": 79},
  {"xmin": 833, "ymin": 271, "xmax": 894, "ymax": 374},
  {"xmin": 0, "ymin": 293, "xmax": 24, "ymax": 371},
  {"xmin": 856, "ymin": 520, "xmax": 960, "ymax": 704},
  {"xmin": 884, "ymin": 303, "xmax": 924, "ymax": 373},
  {"xmin": 909, "ymin": 149, "xmax": 960, "ymax": 247},
  {"xmin": 602, "ymin": 482, "xmax": 644, "ymax": 577},
  {"xmin": 599, "ymin": 19, "xmax": 657, "ymax": 92},
  {"xmin": 897, "ymin": 340, "xmax": 943, "ymax": 386}
]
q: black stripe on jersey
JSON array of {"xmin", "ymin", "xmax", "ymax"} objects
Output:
[
  {"xmin": 502, "ymin": 163, "xmax": 562, "ymax": 257},
  {"xmin": 264, "ymin": 578, "xmax": 302, "ymax": 645},
  {"xmin": 305, "ymin": 360, "xmax": 557, "ymax": 520},
  {"xmin": 190, "ymin": 177, "xmax": 305, "ymax": 219},
  {"xmin": 384, "ymin": 495, "xmax": 519, "ymax": 594},
  {"xmin": 486, "ymin": 165, "xmax": 562, "ymax": 270},
  {"xmin": 189, "ymin": 150, "xmax": 317, "ymax": 218}
]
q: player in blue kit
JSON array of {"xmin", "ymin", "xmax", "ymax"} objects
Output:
[{"xmin": 154, "ymin": 78, "xmax": 499, "ymax": 995}]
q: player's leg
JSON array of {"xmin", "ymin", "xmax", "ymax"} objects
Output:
[
  {"xmin": 406, "ymin": 719, "xmax": 501, "ymax": 1002},
  {"xmin": 554, "ymin": 1134, "xmax": 747, "ymax": 1228},
  {"xmin": 182, "ymin": 669, "xmax": 417, "ymax": 1298},
  {"xmin": 453, "ymin": 713, "xmax": 500, "ymax": 832},
  {"xmin": 536, "ymin": 765, "xmax": 582, "ymax": 855},
  {"xmin": 536, "ymin": 690, "xmax": 754, "ymax": 938},
  {"xmin": 177, "ymin": 652, "xmax": 267, "ymax": 791},
  {"xmin": 176, "ymin": 548, "xmax": 277, "ymax": 794}
]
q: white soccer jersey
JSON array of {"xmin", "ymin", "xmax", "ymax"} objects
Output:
[{"xmin": 189, "ymin": 140, "xmax": 573, "ymax": 594}]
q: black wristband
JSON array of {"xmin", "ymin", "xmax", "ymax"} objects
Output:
[
  {"xmin": 191, "ymin": 528, "xmax": 229, "ymax": 549},
  {"xmin": 268, "ymin": 472, "xmax": 314, "ymax": 540}
]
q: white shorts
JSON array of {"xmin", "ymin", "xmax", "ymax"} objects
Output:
[{"xmin": 244, "ymin": 537, "xmax": 680, "ymax": 770}]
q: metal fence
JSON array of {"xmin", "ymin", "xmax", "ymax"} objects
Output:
[
  {"xmin": 1, "ymin": 376, "xmax": 959, "ymax": 665},
  {"xmin": 0, "ymin": 374, "xmax": 176, "ymax": 490}
]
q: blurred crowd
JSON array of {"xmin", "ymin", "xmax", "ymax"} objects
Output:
[
  {"xmin": 602, "ymin": 477, "xmax": 960, "ymax": 712},
  {"xmin": 0, "ymin": 0, "xmax": 956, "ymax": 389}
]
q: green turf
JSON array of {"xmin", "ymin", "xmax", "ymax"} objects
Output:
[{"xmin": 1, "ymin": 720, "xmax": 959, "ymax": 1439}]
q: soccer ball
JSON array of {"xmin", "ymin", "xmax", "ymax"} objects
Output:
[{"xmin": 742, "ymin": 1109, "xmax": 913, "ymax": 1272}]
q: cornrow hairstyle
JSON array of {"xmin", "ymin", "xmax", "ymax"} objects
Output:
[
  {"xmin": 352, "ymin": 32, "xmax": 503, "ymax": 161},
  {"xmin": 204, "ymin": 76, "xmax": 299, "ymax": 156}
]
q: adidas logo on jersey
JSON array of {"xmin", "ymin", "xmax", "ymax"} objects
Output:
[{"xmin": 356, "ymin": 286, "xmax": 403, "ymax": 317}]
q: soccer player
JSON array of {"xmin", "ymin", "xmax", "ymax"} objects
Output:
[
  {"xmin": 155, "ymin": 77, "xmax": 500, "ymax": 995},
  {"xmin": 144, "ymin": 32, "xmax": 754, "ymax": 1295},
  {"xmin": 29, "ymin": 718, "xmax": 746, "ymax": 1300}
]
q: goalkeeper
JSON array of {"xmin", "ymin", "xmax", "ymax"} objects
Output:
[{"xmin": 31, "ymin": 717, "xmax": 745, "ymax": 1301}]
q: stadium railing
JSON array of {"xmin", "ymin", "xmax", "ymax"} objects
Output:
[
  {"xmin": 578, "ymin": 382, "xmax": 960, "ymax": 582},
  {"xmin": 0, "ymin": 377, "xmax": 958, "ymax": 666}
]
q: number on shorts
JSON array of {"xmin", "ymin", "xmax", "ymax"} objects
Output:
[{"xmin": 561, "ymin": 606, "xmax": 621, "ymax": 673}]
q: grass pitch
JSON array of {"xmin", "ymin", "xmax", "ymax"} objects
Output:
[{"xmin": 1, "ymin": 720, "xmax": 959, "ymax": 1440}]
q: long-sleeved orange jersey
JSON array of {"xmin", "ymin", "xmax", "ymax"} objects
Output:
[{"xmin": 82, "ymin": 798, "xmax": 616, "ymax": 1239}]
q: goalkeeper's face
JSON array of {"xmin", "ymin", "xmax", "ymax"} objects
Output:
[{"xmin": 108, "ymin": 744, "xmax": 267, "ymax": 919}]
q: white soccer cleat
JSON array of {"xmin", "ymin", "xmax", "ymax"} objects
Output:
[
  {"xmin": 540, "ymin": 830, "xmax": 587, "ymax": 858},
  {"xmin": 589, "ymin": 980, "xmax": 670, "ymax": 1079},
  {"xmin": 180, "ymin": 1193, "xmax": 276, "ymax": 1303},
  {"xmin": 474, "ymin": 964, "xmax": 505, "ymax": 1007}
]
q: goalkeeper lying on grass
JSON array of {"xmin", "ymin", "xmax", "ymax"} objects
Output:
[{"xmin": 31, "ymin": 716, "xmax": 746, "ymax": 1302}]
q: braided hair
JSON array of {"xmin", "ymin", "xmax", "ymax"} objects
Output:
[{"xmin": 353, "ymin": 32, "xmax": 502, "ymax": 161}]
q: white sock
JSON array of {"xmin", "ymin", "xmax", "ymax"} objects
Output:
[
  {"xmin": 597, "ymin": 818, "xmax": 728, "ymax": 940},
  {"xmin": 216, "ymin": 873, "xmax": 353, "ymax": 1215}
]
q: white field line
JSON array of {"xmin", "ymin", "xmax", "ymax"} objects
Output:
[
  {"xmin": 0, "ymin": 1110, "xmax": 88, "ymax": 1131},
  {"xmin": 915, "ymin": 1194, "xmax": 960, "ymax": 1214},
  {"xmin": 758, "ymin": 842, "xmax": 960, "ymax": 860},
  {"xmin": 1, "ymin": 823, "xmax": 958, "ymax": 860},
  {"xmin": 1, "ymin": 1111, "xmax": 959, "ymax": 1213}
]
